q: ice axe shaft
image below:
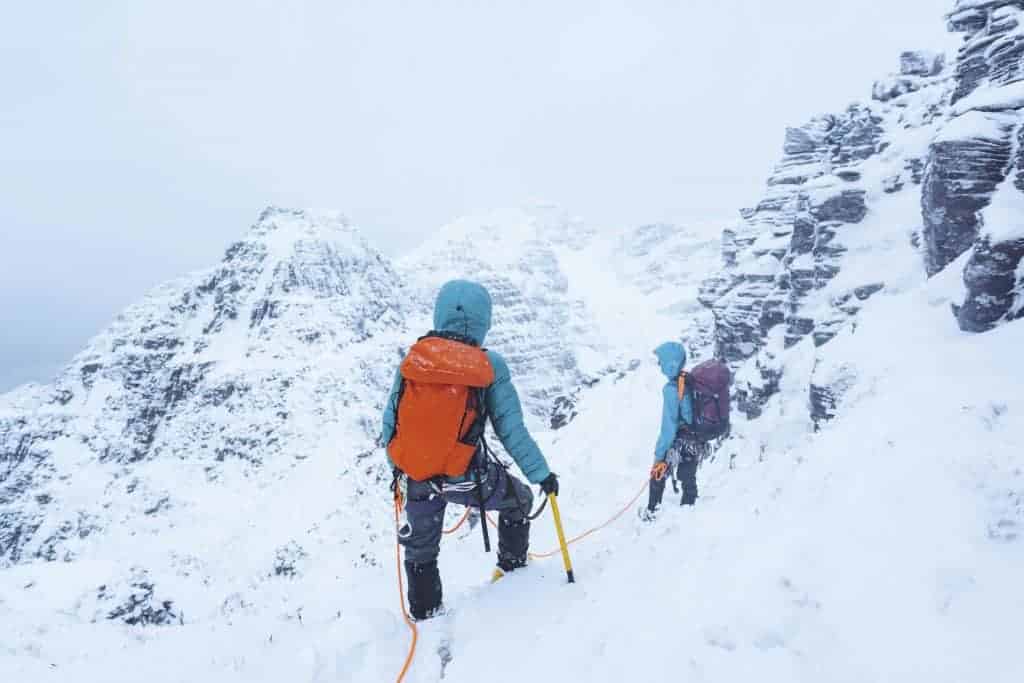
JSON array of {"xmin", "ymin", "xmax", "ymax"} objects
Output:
[{"xmin": 547, "ymin": 493, "xmax": 575, "ymax": 584}]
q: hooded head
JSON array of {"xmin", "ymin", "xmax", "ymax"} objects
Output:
[
  {"xmin": 654, "ymin": 341, "xmax": 687, "ymax": 379},
  {"xmin": 433, "ymin": 280, "xmax": 493, "ymax": 346}
]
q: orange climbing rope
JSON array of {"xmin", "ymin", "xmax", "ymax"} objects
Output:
[
  {"xmin": 442, "ymin": 507, "xmax": 472, "ymax": 535},
  {"xmin": 486, "ymin": 479, "xmax": 650, "ymax": 559},
  {"xmin": 393, "ymin": 493, "xmax": 418, "ymax": 683}
]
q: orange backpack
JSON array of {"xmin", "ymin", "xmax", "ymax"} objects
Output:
[{"xmin": 387, "ymin": 336, "xmax": 495, "ymax": 481}]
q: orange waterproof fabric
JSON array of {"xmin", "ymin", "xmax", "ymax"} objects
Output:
[
  {"xmin": 388, "ymin": 338, "xmax": 495, "ymax": 481},
  {"xmin": 677, "ymin": 373, "xmax": 687, "ymax": 401}
]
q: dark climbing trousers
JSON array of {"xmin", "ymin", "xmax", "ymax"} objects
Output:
[
  {"xmin": 648, "ymin": 433, "xmax": 706, "ymax": 511},
  {"xmin": 399, "ymin": 453, "xmax": 534, "ymax": 618}
]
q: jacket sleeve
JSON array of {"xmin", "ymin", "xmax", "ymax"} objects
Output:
[
  {"xmin": 654, "ymin": 383, "xmax": 680, "ymax": 463},
  {"xmin": 379, "ymin": 367, "xmax": 403, "ymax": 462},
  {"xmin": 484, "ymin": 351, "xmax": 551, "ymax": 484}
]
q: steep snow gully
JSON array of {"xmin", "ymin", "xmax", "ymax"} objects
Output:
[{"xmin": 4, "ymin": 6, "xmax": 1024, "ymax": 682}]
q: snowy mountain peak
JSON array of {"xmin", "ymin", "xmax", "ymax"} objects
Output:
[
  {"xmin": 249, "ymin": 206, "xmax": 353, "ymax": 242},
  {"xmin": 0, "ymin": 208, "xmax": 411, "ymax": 571}
]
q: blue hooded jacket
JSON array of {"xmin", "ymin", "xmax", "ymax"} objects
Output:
[
  {"xmin": 653, "ymin": 341, "xmax": 694, "ymax": 464},
  {"xmin": 380, "ymin": 280, "xmax": 552, "ymax": 484}
]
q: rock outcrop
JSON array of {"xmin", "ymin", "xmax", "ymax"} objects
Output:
[
  {"xmin": 699, "ymin": 88, "xmax": 943, "ymax": 420},
  {"xmin": 702, "ymin": 1, "xmax": 1024, "ymax": 426},
  {"xmin": 933, "ymin": 1, "xmax": 1024, "ymax": 331},
  {"xmin": 921, "ymin": 110, "xmax": 1017, "ymax": 275}
]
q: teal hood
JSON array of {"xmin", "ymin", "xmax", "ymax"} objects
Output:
[
  {"xmin": 654, "ymin": 342, "xmax": 687, "ymax": 379},
  {"xmin": 433, "ymin": 280, "xmax": 493, "ymax": 346}
]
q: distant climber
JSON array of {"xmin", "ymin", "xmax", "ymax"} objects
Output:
[
  {"xmin": 645, "ymin": 342, "xmax": 731, "ymax": 516},
  {"xmin": 381, "ymin": 279, "xmax": 559, "ymax": 620}
]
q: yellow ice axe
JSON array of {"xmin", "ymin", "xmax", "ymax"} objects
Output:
[{"xmin": 547, "ymin": 493, "xmax": 575, "ymax": 584}]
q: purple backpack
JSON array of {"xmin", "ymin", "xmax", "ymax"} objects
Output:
[{"xmin": 681, "ymin": 360, "xmax": 732, "ymax": 442}]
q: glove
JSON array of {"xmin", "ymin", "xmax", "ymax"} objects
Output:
[
  {"xmin": 650, "ymin": 462, "xmax": 668, "ymax": 481},
  {"xmin": 540, "ymin": 472, "xmax": 559, "ymax": 496}
]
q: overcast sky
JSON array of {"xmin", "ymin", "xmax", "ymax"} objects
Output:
[{"xmin": 1, "ymin": 0, "xmax": 956, "ymax": 392}]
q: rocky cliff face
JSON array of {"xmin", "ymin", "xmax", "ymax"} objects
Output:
[
  {"xmin": 701, "ymin": 1, "xmax": 1024, "ymax": 427},
  {"xmin": 700, "ymin": 55, "xmax": 952, "ymax": 422}
]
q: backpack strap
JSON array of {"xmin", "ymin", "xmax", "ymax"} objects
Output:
[
  {"xmin": 459, "ymin": 387, "xmax": 489, "ymax": 447},
  {"xmin": 677, "ymin": 373, "xmax": 687, "ymax": 401}
]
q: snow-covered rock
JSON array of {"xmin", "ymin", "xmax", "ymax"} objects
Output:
[
  {"xmin": 901, "ymin": 49, "xmax": 947, "ymax": 77},
  {"xmin": 931, "ymin": 0, "xmax": 1024, "ymax": 331},
  {"xmin": 702, "ymin": 2, "xmax": 1024, "ymax": 423},
  {"xmin": 701, "ymin": 71, "xmax": 948, "ymax": 420},
  {"xmin": 922, "ymin": 110, "xmax": 1017, "ymax": 275}
]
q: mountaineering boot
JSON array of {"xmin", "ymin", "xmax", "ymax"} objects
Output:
[
  {"xmin": 496, "ymin": 517, "xmax": 529, "ymax": 572},
  {"xmin": 638, "ymin": 506, "xmax": 657, "ymax": 522},
  {"xmin": 405, "ymin": 559, "xmax": 443, "ymax": 621}
]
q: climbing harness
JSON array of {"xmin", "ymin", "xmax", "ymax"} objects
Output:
[
  {"xmin": 433, "ymin": 479, "xmax": 479, "ymax": 495},
  {"xmin": 394, "ymin": 473, "xmax": 413, "ymax": 540}
]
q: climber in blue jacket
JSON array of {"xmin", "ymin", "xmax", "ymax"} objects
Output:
[
  {"xmin": 646, "ymin": 341, "xmax": 702, "ymax": 515},
  {"xmin": 381, "ymin": 279, "xmax": 558, "ymax": 620}
]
